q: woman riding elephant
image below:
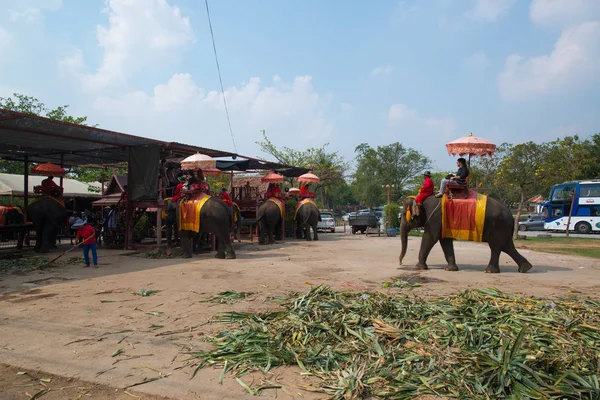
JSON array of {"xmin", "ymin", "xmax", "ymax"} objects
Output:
[
  {"xmin": 257, "ymin": 199, "xmax": 284, "ymax": 245},
  {"xmin": 27, "ymin": 197, "xmax": 67, "ymax": 253},
  {"xmin": 399, "ymin": 194, "xmax": 532, "ymax": 273},
  {"xmin": 295, "ymin": 200, "xmax": 320, "ymax": 241}
]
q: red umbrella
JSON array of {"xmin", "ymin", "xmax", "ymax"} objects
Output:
[
  {"xmin": 298, "ymin": 172, "xmax": 320, "ymax": 184},
  {"xmin": 31, "ymin": 162, "xmax": 66, "ymax": 177},
  {"xmin": 261, "ymin": 172, "xmax": 284, "ymax": 183},
  {"xmin": 446, "ymin": 132, "xmax": 496, "ymax": 165}
]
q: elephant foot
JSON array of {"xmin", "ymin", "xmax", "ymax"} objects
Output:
[
  {"xmin": 226, "ymin": 253, "xmax": 237, "ymax": 260},
  {"xmin": 444, "ymin": 264, "xmax": 459, "ymax": 272},
  {"xmin": 166, "ymin": 247, "xmax": 173, "ymax": 256},
  {"xmin": 415, "ymin": 264, "xmax": 429, "ymax": 271},
  {"xmin": 313, "ymin": 236, "xmax": 319, "ymax": 241},
  {"xmin": 485, "ymin": 265, "xmax": 501, "ymax": 274},
  {"xmin": 215, "ymin": 253, "xmax": 226, "ymax": 259},
  {"xmin": 182, "ymin": 254, "xmax": 192, "ymax": 259},
  {"xmin": 518, "ymin": 262, "xmax": 533, "ymax": 273}
]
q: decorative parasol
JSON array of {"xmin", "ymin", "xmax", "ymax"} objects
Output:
[
  {"xmin": 202, "ymin": 167, "xmax": 222, "ymax": 177},
  {"xmin": 288, "ymin": 187, "xmax": 300, "ymax": 194},
  {"xmin": 180, "ymin": 153, "xmax": 216, "ymax": 170},
  {"xmin": 446, "ymin": 132, "xmax": 496, "ymax": 165},
  {"xmin": 31, "ymin": 162, "xmax": 66, "ymax": 177},
  {"xmin": 298, "ymin": 172, "xmax": 320, "ymax": 183},
  {"xmin": 261, "ymin": 172, "xmax": 284, "ymax": 183}
]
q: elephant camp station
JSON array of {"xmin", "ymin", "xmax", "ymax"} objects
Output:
[{"xmin": 1, "ymin": 108, "xmax": 600, "ymax": 400}]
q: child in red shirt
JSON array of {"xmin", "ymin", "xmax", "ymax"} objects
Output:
[{"xmin": 75, "ymin": 220, "xmax": 98, "ymax": 268}]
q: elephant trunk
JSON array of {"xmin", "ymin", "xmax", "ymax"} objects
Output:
[{"xmin": 399, "ymin": 214, "xmax": 409, "ymax": 265}]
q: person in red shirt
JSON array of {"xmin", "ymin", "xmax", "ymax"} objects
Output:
[
  {"xmin": 74, "ymin": 219, "xmax": 98, "ymax": 268},
  {"xmin": 171, "ymin": 181, "xmax": 184, "ymax": 203},
  {"xmin": 415, "ymin": 171, "xmax": 434, "ymax": 205},
  {"xmin": 265, "ymin": 183, "xmax": 281, "ymax": 199},
  {"xmin": 41, "ymin": 175, "xmax": 62, "ymax": 196},
  {"xmin": 219, "ymin": 188, "xmax": 233, "ymax": 207}
]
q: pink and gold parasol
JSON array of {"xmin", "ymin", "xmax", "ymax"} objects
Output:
[
  {"xmin": 31, "ymin": 162, "xmax": 66, "ymax": 177},
  {"xmin": 446, "ymin": 132, "xmax": 496, "ymax": 158},
  {"xmin": 288, "ymin": 187, "xmax": 300, "ymax": 194},
  {"xmin": 261, "ymin": 172, "xmax": 284, "ymax": 183},
  {"xmin": 298, "ymin": 172, "xmax": 320, "ymax": 184},
  {"xmin": 202, "ymin": 167, "xmax": 222, "ymax": 177},
  {"xmin": 180, "ymin": 153, "xmax": 216, "ymax": 170}
]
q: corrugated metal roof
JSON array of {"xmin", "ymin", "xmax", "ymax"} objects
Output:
[
  {"xmin": 0, "ymin": 108, "xmax": 238, "ymax": 166},
  {"xmin": 0, "ymin": 173, "xmax": 102, "ymax": 198}
]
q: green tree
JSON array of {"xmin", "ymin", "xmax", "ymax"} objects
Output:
[
  {"xmin": 352, "ymin": 143, "xmax": 431, "ymax": 207},
  {"xmin": 256, "ymin": 130, "xmax": 348, "ymax": 206},
  {"xmin": 0, "ymin": 93, "xmax": 120, "ymax": 186},
  {"xmin": 496, "ymin": 142, "xmax": 546, "ymax": 239},
  {"xmin": 468, "ymin": 143, "xmax": 518, "ymax": 204}
]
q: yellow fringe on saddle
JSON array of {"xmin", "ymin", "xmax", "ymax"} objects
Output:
[
  {"xmin": 268, "ymin": 198, "xmax": 285, "ymax": 219},
  {"xmin": 294, "ymin": 198, "xmax": 317, "ymax": 220},
  {"xmin": 178, "ymin": 193, "xmax": 211, "ymax": 233},
  {"xmin": 30, "ymin": 196, "xmax": 65, "ymax": 208}
]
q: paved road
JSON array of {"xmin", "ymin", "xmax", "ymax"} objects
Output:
[{"xmin": 517, "ymin": 230, "xmax": 600, "ymax": 239}]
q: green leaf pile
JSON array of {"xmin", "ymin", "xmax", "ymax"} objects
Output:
[{"xmin": 190, "ymin": 286, "xmax": 600, "ymax": 399}]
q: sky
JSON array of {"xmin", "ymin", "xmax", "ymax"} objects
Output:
[{"xmin": 0, "ymin": 0, "xmax": 599, "ymax": 172}]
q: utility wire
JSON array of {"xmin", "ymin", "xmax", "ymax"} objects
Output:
[{"xmin": 204, "ymin": 0, "xmax": 237, "ymax": 153}]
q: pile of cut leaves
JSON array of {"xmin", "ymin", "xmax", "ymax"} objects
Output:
[{"xmin": 190, "ymin": 285, "xmax": 600, "ymax": 399}]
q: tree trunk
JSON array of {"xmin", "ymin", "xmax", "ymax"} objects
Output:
[{"xmin": 513, "ymin": 190, "xmax": 525, "ymax": 240}]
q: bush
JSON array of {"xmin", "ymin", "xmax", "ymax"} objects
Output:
[
  {"xmin": 384, "ymin": 203, "xmax": 401, "ymax": 229},
  {"xmin": 133, "ymin": 213, "xmax": 152, "ymax": 243}
]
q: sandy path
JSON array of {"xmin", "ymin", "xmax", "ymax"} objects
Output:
[{"xmin": 1, "ymin": 233, "xmax": 599, "ymax": 399}]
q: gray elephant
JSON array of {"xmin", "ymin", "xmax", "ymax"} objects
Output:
[
  {"xmin": 178, "ymin": 197, "xmax": 236, "ymax": 259},
  {"xmin": 232, "ymin": 203, "xmax": 242, "ymax": 242},
  {"xmin": 164, "ymin": 198, "xmax": 180, "ymax": 250},
  {"xmin": 294, "ymin": 201, "xmax": 320, "ymax": 241},
  {"xmin": 399, "ymin": 195, "xmax": 532, "ymax": 273},
  {"xmin": 27, "ymin": 197, "xmax": 67, "ymax": 253},
  {"xmin": 257, "ymin": 199, "xmax": 284, "ymax": 245}
]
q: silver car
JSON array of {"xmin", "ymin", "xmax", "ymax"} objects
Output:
[{"xmin": 317, "ymin": 212, "xmax": 336, "ymax": 233}]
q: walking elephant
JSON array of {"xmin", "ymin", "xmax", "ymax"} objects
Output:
[
  {"xmin": 295, "ymin": 201, "xmax": 320, "ymax": 241},
  {"xmin": 27, "ymin": 197, "xmax": 67, "ymax": 253},
  {"xmin": 399, "ymin": 195, "xmax": 532, "ymax": 273},
  {"xmin": 257, "ymin": 199, "xmax": 284, "ymax": 245},
  {"xmin": 178, "ymin": 197, "xmax": 236, "ymax": 259}
]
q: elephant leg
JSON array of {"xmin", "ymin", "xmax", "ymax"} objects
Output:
[
  {"xmin": 39, "ymin": 222, "xmax": 52, "ymax": 253},
  {"xmin": 33, "ymin": 224, "xmax": 43, "ymax": 252},
  {"xmin": 181, "ymin": 231, "xmax": 193, "ymax": 258},
  {"xmin": 485, "ymin": 246, "xmax": 502, "ymax": 274},
  {"xmin": 258, "ymin": 220, "xmax": 267, "ymax": 245},
  {"xmin": 439, "ymin": 238, "xmax": 458, "ymax": 271},
  {"xmin": 416, "ymin": 231, "xmax": 438, "ymax": 270},
  {"xmin": 305, "ymin": 224, "xmax": 312, "ymax": 241},
  {"xmin": 268, "ymin": 226, "xmax": 275, "ymax": 245},
  {"xmin": 312, "ymin": 223, "xmax": 319, "ymax": 241},
  {"xmin": 503, "ymin": 241, "xmax": 533, "ymax": 273},
  {"xmin": 275, "ymin": 221, "xmax": 283, "ymax": 241}
]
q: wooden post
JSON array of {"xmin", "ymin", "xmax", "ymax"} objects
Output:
[
  {"xmin": 156, "ymin": 179, "xmax": 162, "ymax": 249},
  {"xmin": 565, "ymin": 190, "xmax": 576, "ymax": 237},
  {"xmin": 59, "ymin": 154, "xmax": 64, "ymax": 189},
  {"xmin": 125, "ymin": 147, "xmax": 133, "ymax": 249},
  {"xmin": 23, "ymin": 155, "xmax": 29, "ymax": 215}
]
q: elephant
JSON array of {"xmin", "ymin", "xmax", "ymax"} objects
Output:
[
  {"xmin": 399, "ymin": 195, "xmax": 533, "ymax": 273},
  {"xmin": 257, "ymin": 199, "xmax": 284, "ymax": 245},
  {"xmin": 27, "ymin": 197, "xmax": 67, "ymax": 253},
  {"xmin": 178, "ymin": 197, "xmax": 236, "ymax": 259},
  {"xmin": 232, "ymin": 203, "xmax": 242, "ymax": 242},
  {"xmin": 295, "ymin": 201, "xmax": 320, "ymax": 241}
]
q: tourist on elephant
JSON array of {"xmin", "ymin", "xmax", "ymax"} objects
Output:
[
  {"xmin": 219, "ymin": 188, "xmax": 233, "ymax": 207},
  {"xmin": 415, "ymin": 171, "xmax": 434, "ymax": 205},
  {"xmin": 265, "ymin": 183, "xmax": 281, "ymax": 199},
  {"xmin": 186, "ymin": 169, "xmax": 210, "ymax": 197},
  {"xmin": 41, "ymin": 175, "xmax": 62, "ymax": 197},
  {"xmin": 436, "ymin": 158, "xmax": 469, "ymax": 197},
  {"xmin": 171, "ymin": 178, "xmax": 184, "ymax": 203}
]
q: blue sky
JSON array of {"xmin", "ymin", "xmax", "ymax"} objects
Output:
[{"xmin": 0, "ymin": 0, "xmax": 599, "ymax": 172}]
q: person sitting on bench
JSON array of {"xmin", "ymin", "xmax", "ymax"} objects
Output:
[{"xmin": 436, "ymin": 157, "xmax": 469, "ymax": 197}]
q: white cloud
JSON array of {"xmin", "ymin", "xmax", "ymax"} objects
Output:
[
  {"xmin": 530, "ymin": 0, "xmax": 600, "ymax": 28},
  {"xmin": 498, "ymin": 21, "xmax": 600, "ymax": 100},
  {"xmin": 464, "ymin": 52, "xmax": 491, "ymax": 69},
  {"xmin": 6, "ymin": 0, "xmax": 62, "ymax": 22},
  {"xmin": 91, "ymin": 74, "xmax": 334, "ymax": 154},
  {"xmin": 426, "ymin": 117, "xmax": 458, "ymax": 136},
  {"xmin": 388, "ymin": 104, "xmax": 418, "ymax": 123},
  {"xmin": 63, "ymin": 0, "xmax": 195, "ymax": 91},
  {"xmin": 467, "ymin": 0, "xmax": 516, "ymax": 21},
  {"xmin": 371, "ymin": 64, "xmax": 393, "ymax": 77}
]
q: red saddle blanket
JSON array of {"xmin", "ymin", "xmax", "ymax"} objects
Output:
[{"xmin": 441, "ymin": 190, "xmax": 487, "ymax": 242}]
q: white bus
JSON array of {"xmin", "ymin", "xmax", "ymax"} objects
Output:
[{"xmin": 543, "ymin": 180, "xmax": 600, "ymax": 234}]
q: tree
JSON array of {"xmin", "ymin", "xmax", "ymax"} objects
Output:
[
  {"xmin": 496, "ymin": 142, "xmax": 546, "ymax": 239},
  {"xmin": 256, "ymin": 131, "xmax": 348, "ymax": 207},
  {"xmin": 468, "ymin": 143, "xmax": 518, "ymax": 205},
  {"xmin": 0, "ymin": 93, "xmax": 120, "ymax": 186},
  {"xmin": 352, "ymin": 143, "xmax": 430, "ymax": 207}
]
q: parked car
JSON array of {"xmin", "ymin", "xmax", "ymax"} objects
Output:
[
  {"xmin": 317, "ymin": 212, "xmax": 336, "ymax": 233},
  {"xmin": 518, "ymin": 215, "xmax": 546, "ymax": 231}
]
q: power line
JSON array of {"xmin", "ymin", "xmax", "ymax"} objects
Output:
[{"xmin": 204, "ymin": 0, "xmax": 237, "ymax": 153}]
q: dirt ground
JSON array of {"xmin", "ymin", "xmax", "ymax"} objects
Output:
[{"xmin": 1, "ymin": 232, "xmax": 599, "ymax": 399}]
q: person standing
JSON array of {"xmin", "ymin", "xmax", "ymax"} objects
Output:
[{"xmin": 74, "ymin": 219, "xmax": 98, "ymax": 268}]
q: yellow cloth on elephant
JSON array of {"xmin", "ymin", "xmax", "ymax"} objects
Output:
[
  {"xmin": 294, "ymin": 198, "xmax": 316, "ymax": 220},
  {"xmin": 232, "ymin": 203, "xmax": 239, "ymax": 223},
  {"xmin": 268, "ymin": 197, "xmax": 285, "ymax": 219},
  {"xmin": 441, "ymin": 190, "xmax": 487, "ymax": 242},
  {"xmin": 178, "ymin": 193, "xmax": 211, "ymax": 233}
]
